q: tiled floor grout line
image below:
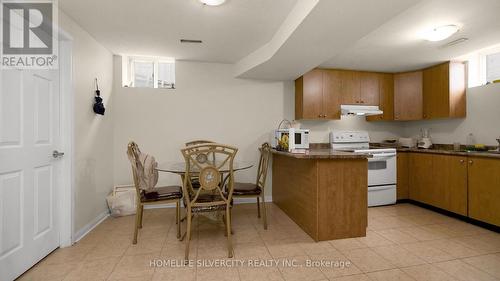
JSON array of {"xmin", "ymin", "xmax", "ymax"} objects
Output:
[{"xmin": 460, "ymin": 255, "xmax": 500, "ymax": 280}]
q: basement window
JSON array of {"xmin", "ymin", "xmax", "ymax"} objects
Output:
[
  {"xmin": 123, "ymin": 56, "xmax": 175, "ymax": 89},
  {"xmin": 486, "ymin": 52, "xmax": 500, "ymax": 83}
]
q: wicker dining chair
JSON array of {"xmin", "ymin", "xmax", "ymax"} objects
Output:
[
  {"xmin": 184, "ymin": 140, "xmax": 215, "ymax": 191},
  {"xmin": 180, "ymin": 143, "xmax": 238, "ymax": 260},
  {"xmin": 127, "ymin": 141, "xmax": 182, "ymax": 244},
  {"xmin": 232, "ymin": 142, "xmax": 271, "ymax": 229}
]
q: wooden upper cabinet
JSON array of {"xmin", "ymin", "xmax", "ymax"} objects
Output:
[
  {"xmin": 366, "ymin": 73, "xmax": 394, "ymax": 121},
  {"xmin": 359, "ymin": 72, "xmax": 380, "ymax": 105},
  {"xmin": 323, "ymin": 70, "xmax": 342, "ymax": 119},
  {"xmin": 394, "ymin": 71, "xmax": 423, "ymax": 121},
  {"xmin": 468, "ymin": 157, "xmax": 500, "ymax": 226},
  {"xmin": 295, "ymin": 69, "xmax": 341, "ymax": 120},
  {"xmin": 423, "ymin": 61, "xmax": 466, "ymax": 119},
  {"xmin": 296, "ymin": 62, "xmax": 465, "ymax": 122},
  {"xmin": 339, "ymin": 70, "xmax": 380, "ymax": 105},
  {"xmin": 295, "ymin": 69, "xmax": 323, "ymax": 119},
  {"xmin": 340, "ymin": 71, "xmax": 361, "ymax": 105}
]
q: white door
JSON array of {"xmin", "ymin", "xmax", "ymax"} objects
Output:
[{"xmin": 0, "ymin": 68, "xmax": 61, "ymax": 281}]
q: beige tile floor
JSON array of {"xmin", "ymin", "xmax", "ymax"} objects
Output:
[{"xmin": 18, "ymin": 203, "xmax": 500, "ymax": 281}]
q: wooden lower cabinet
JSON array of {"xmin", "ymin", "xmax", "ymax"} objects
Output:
[
  {"xmin": 408, "ymin": 153, "xmax": 467, "ymax": 216},
  {"xmin": 272, "ymin": 154, "xmax": 367, "ymax": 241},
  {"xmin": 408, "ymin": 153, "xmax": 434, "ymax": 204},
  {"xmin": 396, "ymin": 152, "xmax": 409, "ymax": 200},
  {"xmin": 468, "ymin": 157, "xmax": 500, "ymax": 226},
  {"xmin": 433, "ymin": 154, "xmax": 468, "ymax": 215}
]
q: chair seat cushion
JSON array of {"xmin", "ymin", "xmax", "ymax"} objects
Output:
[
  {"xmin": 186, "ymin": 192, "xmax": 231, "ymax": 213},
  {"xmin": 232, "ymin": 182, "xmax": 262, "ymax": 196},
  {"xmin": 190, "ymin": 178, "xmax": 201, "ymax": 189},
  {"xmin": 141, "ymin": 185, "xmax": 182, "ymax": 202}
]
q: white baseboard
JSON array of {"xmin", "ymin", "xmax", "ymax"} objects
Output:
[
  {"xmin": 144, "ymin": 196, "xmax": 273, "ymax": 209},
  {"xmin": 73, "ymin": 210, "xmax": 110, "ymax": 244}
]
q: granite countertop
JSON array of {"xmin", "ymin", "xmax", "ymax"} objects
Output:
[
  {"xmin": 371, "ymin": 143, "xmax": 500, "ymax": 159},
  {"xmin": 271, "ymin": 148, "xmax": 372, "ymax": 159}
]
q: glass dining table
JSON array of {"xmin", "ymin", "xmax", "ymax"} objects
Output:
[
  {"xmin": 156, "ymin": 161, "xmax": 254, "ymax": 174},
  {"xmin": 155, "ymin": 161, "xmax": 254, "ymax": 228}
]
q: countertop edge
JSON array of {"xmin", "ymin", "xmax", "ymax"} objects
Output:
[
  {"xmin": 271, "ymin": 149, "xmax": 372, "ymax": 159},
  {"xmin": 395, "ymin": 147, "xmax": 500, "ymax": 159}
]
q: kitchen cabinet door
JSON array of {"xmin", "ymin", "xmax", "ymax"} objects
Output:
[
  {"xmin": 359, "ymin": 72, "xmax": 379, "ymax": 105},
  {"xmin": 367, "ymin": 73, "xmax": 394, "ymax": 121},
  {"xmin": 423, "ymin": 62, "xmax": 466, "ymax": 120},
  {"xmin": 394, "ymin": 71, "xmax": 423, "ymax": 121},
  {"xmin": 423, "ymin": 63, "xmax": 450, "ymax": 119},
  {"xmin": 468, "ymin": 157, "xmax": 500, "ymax": 226},
  {"xmin": 323, "ymin": 70, "xmax": 342, "ymax": 119},
  {"xmin": 408, "ymin": 153, "xmax": 433, "ymax": 204},
  {"xmin": 340, "ymin": 70, "xmax": 361, "ymax": 105},
  {"xmin": 396, "ymin": 152, "xmax": 409, "ymax": 200},
  {"xmin": 432, "ymin": 154, "xmax": 468, "ymax": 215},
  {"xmin": 296, "ymin": 69, "xmax": 323, "ymax": 119}
]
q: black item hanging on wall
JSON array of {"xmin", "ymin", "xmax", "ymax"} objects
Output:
[{"xmin": 93, "ymin": 78, "xmax": 105, "ymax": 115}]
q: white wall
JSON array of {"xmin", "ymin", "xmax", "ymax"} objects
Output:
[
  {"xmin": 402, "ymin": 83, "xmax": 500, "ymax": 146},
  {"xmin": 112, "ymin": 57, "xmax": 290, "ymax": 196},
  {"xmin": 59, "ymin": 11, "xmax": 115, "ymax": 235}
]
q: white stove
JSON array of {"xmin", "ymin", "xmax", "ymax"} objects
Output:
[{"xmin": 330, "ymin": 130, "xmax": 397, "ymax": 207}]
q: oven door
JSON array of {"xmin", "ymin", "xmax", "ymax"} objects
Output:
[{"xmin": 367, "ymin": 152, "xmax": 396, "ymax": 186}]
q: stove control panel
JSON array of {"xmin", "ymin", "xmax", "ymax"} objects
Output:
[{"xmin": 330, "ymin": 130, "xmax": 370, "ymax": 143}]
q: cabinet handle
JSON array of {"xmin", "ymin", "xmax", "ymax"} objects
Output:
[
  {"xmin": 318, "ymin": 114, "xmax": 322, "ymax": 118},
  {"xmin": 460, "ymin": 159, "xmax": 464, "ymax": 164},
  {"xmin": 361, "ymin": 101, "xmax": 365, "ymax": 104},
  {"xmin": 323, "ymin": 114, "xmax": 327, "ymax": 118},
  {"xmin": 469, "ymin": 160, "xmax": 473, "ymax": 165}
]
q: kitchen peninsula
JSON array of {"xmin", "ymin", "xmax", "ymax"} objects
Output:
[{"xmin": 272, "ymin": 148, "xmax": 370, "ymax": 241}]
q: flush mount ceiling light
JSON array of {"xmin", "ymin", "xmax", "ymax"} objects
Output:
[
  {"xmin": 424, "ymin": 25, "xmax": 459, "ymax": 41},
  {"xmin": 199, "ymin": 0, "xmax": 226, "ymax": 6}
]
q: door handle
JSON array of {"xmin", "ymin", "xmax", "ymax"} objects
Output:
[{"xmin": 52, "ymin": 150, "xmax": 65, "ymax": 158}]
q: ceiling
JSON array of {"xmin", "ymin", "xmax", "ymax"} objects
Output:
[
  {"xmin": 60, "ymin": 0, "xmax": 500, "ymax": 80},
  {"xmin": 235, "ymin": 0, "xmax": 421, "ymax": 80},
  {"xmin": 320, "ymin": 0, "xmax": 500, "ymax": 73},
  {"xmin": 59, "ymin": 0, "xmax": 297, "ymax": 63}
]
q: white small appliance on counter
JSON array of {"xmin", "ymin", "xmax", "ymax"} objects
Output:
[
  {"xmin": 330, "ymin": 130, "xmax": 397, "ymax": 207},
  {"xmin": 399, "ymin": 138, "xmax": 416, "ymax": 148},
  {"xmin": 417, "ymin": 128, "xmax": 433, "ymax": 149},
  {"xmin": 272, "ymin": 128, "xmax": 310, "ymax": 151}
]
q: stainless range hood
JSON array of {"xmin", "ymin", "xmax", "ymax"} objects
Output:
[{"xmin": 341, "ymin": 105, "xmax": 383, "ymax": 116}]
